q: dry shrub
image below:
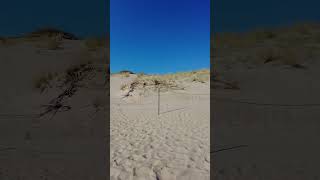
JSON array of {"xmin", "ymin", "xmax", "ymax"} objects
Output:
[
  {"xmin": 120, "ymin": 84, "xmax": 129, "ymax": 90},
  {"xmin": 139, "ymin": 69, "xmax": 209, "ymax": 88},
  {"xmin": 120, "ymin": 72, "xmax": 130, "ymax": 78},
  {"xmin": 27, "ymin": 27, "xmax": 78, "ymax": 40},
  {"xmin": 121, "ymin": 69, "xmax": 209, "ymax": 97},
  {"xmin": 119, "ymin": 70, "xmax": 134, "ymax": 74},
  {"xmin": 137, "ymin": 72, "xmax": 145, "ymax": 78},
  {"xmin": 134, "ymin": 75, "xmax": 177, "ymax": 91},
  {"xmin": 191, "ymin": 74, "xmax": 209, "ymax": 83}
]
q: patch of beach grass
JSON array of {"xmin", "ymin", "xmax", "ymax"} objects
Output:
[
  {"xmin": 120, "ymin": 84, "xmax": 129, "ymax": 91},
  {"xmin": 136, "ymin": 69, "xmax": 209, "ymax": 88},
  {"xmin": 26, "ymin": 27, "xmax": 78, "ymax": 40},
  {"xmin": 121, "ymin": 72, "xmax": 130, "ymax": 78},
  {"xmin": 120, "ymin": 69, "xmax": 209, "ymax": 97}
]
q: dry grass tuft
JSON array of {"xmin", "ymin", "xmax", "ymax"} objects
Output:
[
  {"xmin": 120, "ymin": 69, "xmax": 209, "ymax": 97},
  {"xmin": 136, "ymin": 69, "xmax": 209, "ymax": 89},
  {"xmin": 121, "ymin": 72, "xmax": 130, "ymax": 78},
  {"xmin": 213, "ymin": 23, "xmax": 320, "ymax": 69},
  {"xmin": 27, "ymin": 27, "xmax": 78, "ymax": 40},
  {"xmin": 120, "ymin": 84, "xmax": 129, "ymax": 90}
]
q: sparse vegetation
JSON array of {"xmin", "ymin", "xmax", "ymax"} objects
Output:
[
  {"xmin": 120, "ymin": 84, "xmax": 129, "ymax": 90},
  {"xmin": 121, "ymin": 72, "xmax": 130, "ymax": 78},
  {"xmin": 27, "ymin": 27, "xmax": 78, "ymax": 40},
  {"xmin": 137, "ymin": 72, "xmax": 145, "ymax": 78},
  {"xmin": 213, "ymin": 22, "xmax": 320, "ymax": 69},
  {"xmin": 33, "ymin": 59, "xmax": 95, "ymax": 94},
  {"xmin": 38, "ymin": 62, "xmax": 96, "ymax": 119},
  {"xmin": 191, "ymin": 76, "xmax": 207, "ymax": 83},
  {"xmin": 120, "ymin": 69, "xmax": 210, "ymax": 97},
  {"xmin": 0, "ymin": 27, "xmax": 81, "ymax": 49},
  {"xmin": 84, "ymin": 38, "xmax": 106, "ymax": 51},
  {"xmin": 119, "ymin": 70, "xmax": 134, "ymax": 74}
]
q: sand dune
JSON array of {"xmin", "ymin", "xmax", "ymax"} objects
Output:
[
  {"xmin": 213, "ymin": 25, "xmax": 320, "ymax": 179},
  {"xmin": 0, "ymin": 36, "xmax": 108, "ymax": 179},
  {"xmin": 111, "ymin": 73, "xmax": 210, "ymax": 180}
]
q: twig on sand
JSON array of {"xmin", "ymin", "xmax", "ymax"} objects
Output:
[
  {"xmin": 39, "ymin": 64, "xmax": 95, "ymax": 120},
  {"xmin": 211, "ymin": 145, "xmax": 249, "ymax": 154},
  {"xmin": 39, "ymin": 103, "xmax": 71, "ymax": 120},
  {"xmin": 122, "ymin": 81, "xmax": 139, "ymax": 98}
]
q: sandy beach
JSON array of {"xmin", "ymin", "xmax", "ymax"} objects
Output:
[{"xmin": 110, "ymin": 72, "xmax": 210, "ymax": 180}]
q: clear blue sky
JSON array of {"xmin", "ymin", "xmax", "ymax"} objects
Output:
[
  {"xmin": 0, "ymin": 0, "xmax": 108, "ymax": 37},
  {"xmin": 213, "ymin": 0, "xmax": 320, "ymax": 33},
  {"xmin": 111, "ymin": 0, "xmax": 210, "ymax": 74}
]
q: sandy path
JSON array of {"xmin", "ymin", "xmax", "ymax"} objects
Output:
[{"xmin": 111, "ymin": 76, "xmax": 210, "ymax": 180}]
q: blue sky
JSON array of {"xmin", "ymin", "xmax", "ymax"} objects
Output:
[
  {"xmin": 2, "ymin": 0, "xmax": 319, "ymax": 74},
  {"xmin": 213, "ymin": 0, "xmax": 320, "ymax": 33},
  {"xmin": 0, "ymin": 0, "xmax": 107, "ymax": 37},
  {"xmin": 111, "ymin": 0, "xmax": 210, "ymax": 74}
]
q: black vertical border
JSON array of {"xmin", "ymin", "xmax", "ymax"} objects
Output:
[
  {"xmin": 210, "ymin": 0, "xmax": 214, "ymax": 179},
  {"xmin": 106, "ymin": 0, "xmax": 110, "ymax": 178}
]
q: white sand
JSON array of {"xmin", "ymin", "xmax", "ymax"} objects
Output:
[{"xmin": 111, "ymin": 74, "xmax": 210, "ymax": 180}]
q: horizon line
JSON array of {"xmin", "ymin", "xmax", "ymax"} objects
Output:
[{"xmin": 110, "ymin": 68, "xmax": 210, "ymax": 75}]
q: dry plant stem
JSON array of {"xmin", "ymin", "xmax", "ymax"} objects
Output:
[
  {"xmin": 211, "ymin": 145, "xmax": 249, "ymax": 154},
  {"xmin": 40, "ymin": 64, "xmax": 95, "ymax": 120}
]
